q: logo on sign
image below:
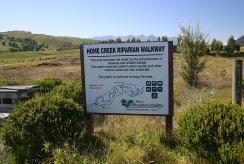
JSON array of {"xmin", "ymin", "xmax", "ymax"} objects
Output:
[{"xmin": 121, "ymin": 99, "xmax": 135, "ymax": 107}]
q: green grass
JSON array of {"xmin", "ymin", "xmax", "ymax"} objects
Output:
[{"xmin": 0, "ymin": 49, "xmax": 79, "ymax": 63}]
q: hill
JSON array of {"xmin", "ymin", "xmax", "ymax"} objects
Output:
[
  {"xmin": 0, "ymin": 31, "xmax": 98, "ymax": 51},
  {"xmin": 236, "ymin": 35, "xmax": 244, "ymax": 46}
]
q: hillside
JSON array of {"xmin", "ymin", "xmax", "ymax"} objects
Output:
[
  {"xmin": 0, "ymin": 31, "xmax": 98, "ymax": 51},
  {"xmin": 236, "ymin": 35, "xmax": 244, "ymax": 46}
]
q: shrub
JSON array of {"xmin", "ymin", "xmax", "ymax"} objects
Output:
[
  {"xmin": 178, "ymin": 23, "xmax": 207, "ymax": 87},
  {"xmin": 51, "ymin": 81, "xmax": 82, "ymax": 104},
  {"xmin": 37, "ymin": 77, "xmax": 63, "ymax": 93},
  {"xmin": 178, "ymin": 101, "xmax": 244, "ymax": 163},
  {"xmin": 1, "ymin": 95, "xmax": 85, "ymax": 163}
]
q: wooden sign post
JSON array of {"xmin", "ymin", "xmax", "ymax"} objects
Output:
[{"xmin": 80, "ymin": 46, "xmax": 94, "ymax": 135}]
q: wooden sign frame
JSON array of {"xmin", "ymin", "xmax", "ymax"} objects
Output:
[{"xmin": 80, "ymin": 41, "xmax": 173, "ymax": 135}]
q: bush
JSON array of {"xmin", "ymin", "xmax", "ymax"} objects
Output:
[
  {"xmin": 178, "ymin": 101, "xmax": 244, "ymax": 163},
  {"xmin": 51, "ymin": 81, "xmax": 82, "ymax": 104},
  {"xmin": 178, "ymin": 24, "xmax": 207, "ymax": 87},
  {"xmin": 1, "ymin": 95, "xmax": 85, "ymax": 163},
  {"xmin": 37, "ymin": 77, "xmax": 63, "ymax": 93}
]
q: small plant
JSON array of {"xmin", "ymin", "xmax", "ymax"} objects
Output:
[
  {"xmin": 2, "ymin": 95, "xmax": 85, "ymax": 162},
  {"xmin": 178, "ymin": 101, "xmax": 244, "ymax": 163},
  {"xmin": 219, "ymin": 68, "xmax": 227, "ymax": 78}
]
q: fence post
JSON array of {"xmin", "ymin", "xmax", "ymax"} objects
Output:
[{"xmin": 232, "ymin": 60, "xmax": 242, "ymax": 106}]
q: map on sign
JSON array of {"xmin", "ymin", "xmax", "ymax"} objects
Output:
[
  {"xmin": 90, "ymin": 82, "xmax": 144, "ymax": 107},
  {"xmin": 82, "ymin": 42, "xmax": 170, "ymax": 115}
]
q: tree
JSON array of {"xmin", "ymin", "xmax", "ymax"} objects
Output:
[
  {"xmin": 108, "ymin": 39, "xmax": 114, "ymax": 43},
  {"xmin": 211, "ymin": 38, "xmax": 217, "ymax": 52},
  {"xmin": 131, "ymin": 37, "xmax": 136, "ymax": 42},
  {"xmin": 2, "ymin": 41, "xmax": 5, "ymax": 46},
  {"xmin": 178, "ymin": 24, "xmax": 207, "ymax": 87},
  {"xmin": 16, "ymin": 38, "xmax": 23, "ymax": 42},
  {"xmin": 211, "ymin": 38, "xmax": 223, "ymax": 55},
  {"xmin": 157, "ymin": 36, "xmax": 161, "ymax": 41},
  {"xmin": 116, "ymin": 37, "xmax": 122, "ymax": 43},
  {"xmin": 136, "ymin": 38, "xmax": 141, "ymax": 42},
  {"xmin": 225, "ymin": 36, "xmax": 240, "ymax": 54},
  {"xmin": 177, "ymin": 35, "xmax": 182, "ymax": 50},
  {"xmin": 126, "ymin": 38, "xmax": 130, "ymax": 43},
  {"xmin": 161, "ymin": 36, "xmax": 168, "ymax": 42},
  {"xmin": 21, "ymin": 38, "xmax": 38, "ymax": 51}
]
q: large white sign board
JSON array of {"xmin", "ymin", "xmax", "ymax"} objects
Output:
[{"xmin": 82, "ymin": 42, "xmax": 171, "ymax": 115}]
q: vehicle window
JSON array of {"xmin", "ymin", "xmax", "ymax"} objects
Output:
[{"xmin": 2, "ymin": 98, "xmax": 13, "ymax": 104}]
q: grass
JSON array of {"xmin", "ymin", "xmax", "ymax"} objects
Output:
[
  {"xmin": 0, "ymin": 51, "xmax": 244, "ymax": 163},
  {"xmin": 0, "ymin": 51, "xmax": 240, "ymax": 109},
  {"xmin": 241, "ymin": 47, "xmax": 244, "ymax": 52},
  {"xmin": 0, "ymin": 49, "xmax": 79, "ymax": 64}
]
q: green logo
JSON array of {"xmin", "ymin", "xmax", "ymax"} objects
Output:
[{"xmin": 121, "ymin": 99, "xmax": 134, "ymax": 107}]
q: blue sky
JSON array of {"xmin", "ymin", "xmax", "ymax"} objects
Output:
[{"xmin": 0, "ymin": 0, "xmax": 243, "ymax": 43}]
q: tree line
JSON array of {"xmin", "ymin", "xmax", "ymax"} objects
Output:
[
  {"xmin": 0, "ymin": 36, "xmax": 48, "ymax": 52},
  {"xmin": 100, "ymin": 36, "xmax": 169, "ymax": 43},
  {"xmin": 210, "ymin": 36, "xmax": 240, "ymax": 55}
]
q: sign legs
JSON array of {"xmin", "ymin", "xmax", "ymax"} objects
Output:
[
  {"xmin": 86, "ymin": 113, "xmax": 94, "ymax": 135},
  {"xmin": 166, "ymin": 115, "xmax": 173, "ymax": 137}
]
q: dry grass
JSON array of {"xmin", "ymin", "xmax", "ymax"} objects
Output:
[
  {"xmin": 0, "ymin": 54, "xmax": 81, "ymax": 84},
  {"xmin": 0, "ymin": 53, "xmax": 239, "ymax": 119},
  {"xmin": 240, "ymin": 47, "xmax": 244, "ymax": 52},
  {"xmin": 1, "ymin": 52, "xmax": 243, "ymax": 163},
  {"xmin": 0, "ymin": 53, "xmax": 239, "ymax": 120}
]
